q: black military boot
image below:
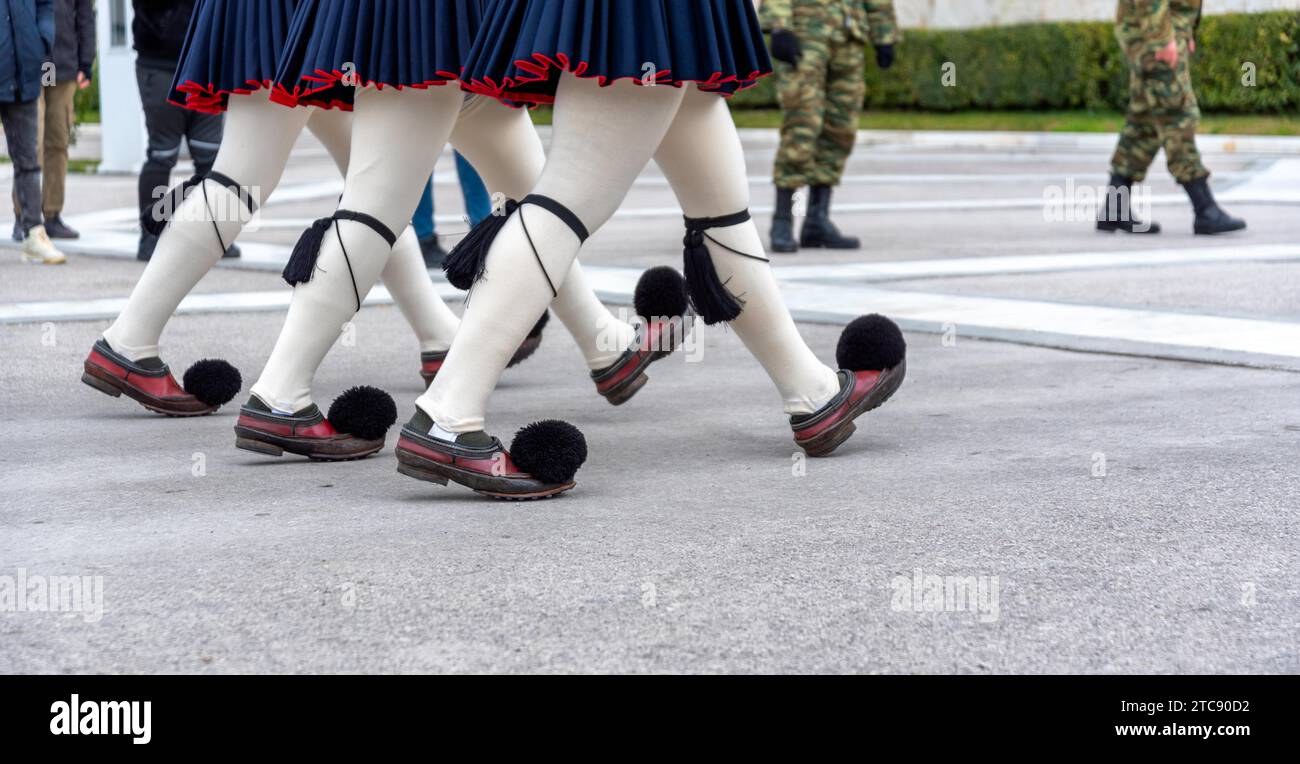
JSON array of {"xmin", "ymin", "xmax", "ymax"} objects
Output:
[
  {"xmin": 1181, "ymin": 176, "xmax": 1246, "ymax": 235},
  {"xmin": 1097, "ymin": 174, "xmax": 1160, "ymax": 234},
  {"xmin": 800, "ymin": 185, "xmax": 859, "ymax": 249},
  {"xmin": 770, "ymin": 187, "xmax": 798, "ymax": 254}
]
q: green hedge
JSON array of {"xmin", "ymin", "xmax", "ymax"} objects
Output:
[
  {"xmin": 733, "ymin": 11, "xmax": 1300, "ymax": 113},
  {"xmin": 74, "ymin": 65, "xmax": 100, "ymax": 123}
]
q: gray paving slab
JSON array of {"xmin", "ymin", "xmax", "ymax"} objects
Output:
[{"xmin": 0, "ymin": 311, "xmax": 1296, "ymax": 674}]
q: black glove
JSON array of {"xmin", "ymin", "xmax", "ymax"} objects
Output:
[
  {"xmin": 874, "ymin": 44, "xmax": 895, "ymax": 70},
  {"xmin": 769, "ymin": 28, "xmax": 803, "ymax": 66}
]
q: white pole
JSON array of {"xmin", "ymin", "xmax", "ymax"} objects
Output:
[{"xmin": 95, "ymin": 0, "xmax": 144, "ymax": 174}]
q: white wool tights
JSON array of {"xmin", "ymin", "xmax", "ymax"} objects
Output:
[
  {"xmin": 418, "ymin": 74, "xmax": 840, "ymax": 434},
  {"xmin": 102, "ymin": 90, "xmax": 459, "ymax": 362}
]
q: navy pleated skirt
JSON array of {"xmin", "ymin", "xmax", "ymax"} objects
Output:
[
  {"xmin": 272, "ymin": 0, "xmax": 484, "ymax": 110},
  {"xmin": 169, "ymin": 0, "xmax": 300, "ymax": 113},
  {"xmin": 462, "ymin": 0, "xmax": 773, "ymax": 105}
]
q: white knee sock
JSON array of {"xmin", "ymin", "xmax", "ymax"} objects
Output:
[
  {"xmin": 385, "ymin": 227, "xmax": 461, "ymax": 353},
  {"xmin": 307, "ymin": 109, "xmax": 461, "ymax": 354},
  {"xmin": 417, "ymin": 75, "xmax": 685, "ymax": 433},
  {"xmin": 451, "ymin": 95, "xmax": 634, "ymax": 370},
  {"xmin": 654, "ymin": 87, "xmax": 841, "ymax": 416},
  {"xmin": 103, "ymin": 93, "xmax": 310, "ymax": 361},
  {"xmin": 548, "ymin": 261, "xmax": 633, "ymax": 370},
  {"xmin": 250, "ymin": 86, "xmax": 463, "ymax": 413}
]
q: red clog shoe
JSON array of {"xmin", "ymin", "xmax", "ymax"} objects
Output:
[
  {"xmin": 234, "ymin": 386, "xmax": 397, "ymax": 461},
  {"xmin": 792, "ymin": 315, "xmax": 907, "ymax": 457},
  {"xmin": 592, "ymin": 266, "xmax": 689, "ymax": 406},
  {"xmin": 82, "ymin": 339, "xmax": 241, "ymax": 417},
  {"xmin": 395, "ymin": 410, "xmax": 586, "ymax": 500}
]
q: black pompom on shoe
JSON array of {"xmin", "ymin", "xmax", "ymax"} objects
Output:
[
  {"xmin": 634, "ymin": 266, "xmax": 688, "ymax": 321},
  {"xmin": 510, "ymin": 420, "xmax": 588, "ymax": 485},
  {"xmin": 328, "ymin": 386, "xmax": 398, "ymax": 440},
  {"xmin": 836, "ymin": 314, "xmax": 906, "ymax": 371},
  {"xmin": 182, "ymin": 359, "xmax": 243, "ymax": 407}
]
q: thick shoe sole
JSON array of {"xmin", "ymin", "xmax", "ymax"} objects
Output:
[
  {"xmin": 600, "ymin": 342, "xmax": 679, "ymax": 407},
  {"xmin": 797, "ymin": 359, "xmax": 908, "ymax": 458},
  {"xmin": 1194, "ymin": 222, "xmax": 1247, "ymax": 235},
  {"xmin": 233, "ymin": 426, "xmax": 384, "ymax": 462},
  {"xmin": 395, "ymin": 447, "xmax": 574, "ymax": 501},
  {"xmin": 82, "ymin": 364, "xmax": 216, "ymax": 418},
  {"xmin": 21, "ymin": 254, "xmax": 67, "ymax": 265},
  {"xmin": 799, "ymin": 239, "xmax": 860, "ymax": 250},
  {"xmin": 1097, "ymin": 222, "xmax": 1161, "ymax": 234}
]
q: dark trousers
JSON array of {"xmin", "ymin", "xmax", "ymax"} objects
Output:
[
  {"xmin": 135, "ymin": 60, "xmax": 224, "ymax": 227},
  {"xmin": 1, "ymin": 98, "xmax": 43, "ymax": 235}
]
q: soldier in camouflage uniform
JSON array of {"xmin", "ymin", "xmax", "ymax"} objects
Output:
[
  {"xmin": 761, "ymin": 0, "xmax": 899, "ymax": 253},
  {"xmin": 1099, "ymin": 0, "xmax": 1245, "ymax": 235}
]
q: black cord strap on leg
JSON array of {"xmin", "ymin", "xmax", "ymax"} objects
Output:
[
  {"xmin": 517, "ymin": 207, "xmax": 557, "ymax": 299},
  {"xmin": 142, "ymin": 174, "xmax": 206, "ymax": 236},
  {"xmin": 444, "ymin": 193, "xmax": 588, "ymax": 298},
  {"xmin": 520, "ymin": 194, "xmax": 590, "ymax": 243},
  {"xmin": 682, "ymin": 209, "xmax": 768, "ymax": 325},
  {"xmin": 197, "ymin": 171, "xmax": 258, "ymax": 252},
  {"xmin": 512, "ymin": 193, "xmax": 592, "ymax": 300},
  {"xmin": 143, "ymin": 170, "xmax": 259, "ymax": 248},
  {"xmin": 282, "ymin": 209, "xmax": 397, "ymax": 312}
]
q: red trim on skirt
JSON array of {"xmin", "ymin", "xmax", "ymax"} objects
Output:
[{"xmin": 464, "ymin": 52, "xmax": 769, "ymax": 107}]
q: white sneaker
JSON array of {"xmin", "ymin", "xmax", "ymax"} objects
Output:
[{"xmin": 21, "ymin": 225, "xmax": 67, "ymax": 265}]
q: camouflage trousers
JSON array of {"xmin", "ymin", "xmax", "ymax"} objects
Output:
[
  {"xmin": 1109, "ymin": 39, "xmax": 1210, "ymax": 184},
  {"xmin": 774, "ymin": 31, "xmax": 866, "ymax": 189}
]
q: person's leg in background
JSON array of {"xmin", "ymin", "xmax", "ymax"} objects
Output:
[
  {"xmin": 416, "ymin": 74, "xmax": 684, "ymax": 437},
  {"xmin": 800, "ymin": 32, "xmax": 863, "ymax": 250},
  {"xmin": 11, "ymin": 85, "xmax": 46, "ymax": 240},
  {"xmin": 102, "ymin": 92, "xmax": 312, "ymax": 363},
  {"xmin": 412, "ymin": 178, "xmax": 444, "ymax": 266},
  {"xmin": 1158, "ymin": 39, "xmax": 1244, "ymax": 235},
  {"xmin": 3, "ymin": 99, "xmax": 63, "ymax": 264},
  {"xmin": 248, "ymin": 85, "xmax": 462, "ymax": 417},
  {"xmin": 413, "ymin": 151, "xmax": 493, "ymax": 268},
  {"xmin": 447, "ymin": 95, "xmax": 639, "ymax": 376},
  {"xmin": 769, "ymin": 31, "xmax": 828, "ymax": 254},
  {"xmin": 304, "ymin": 107, "xmax": 461, "ymax": 362},
  {"xmin": 1101, "ymin": 65, "xmax": 1163, "ymax": 234},
  {"xmin": 135, "ymin": 60, "xmax": 189, "ymax": 261},
  {"xmin": 654, "ymin": 86, "xmax": 840, "ymax": 416},
  {"xmin": 454, "ymin": 151, "xmax": 492, "ymax": 225},
  {"xmin": 40, "ymin": 80, "xmax": 80, "ymax": 239}
]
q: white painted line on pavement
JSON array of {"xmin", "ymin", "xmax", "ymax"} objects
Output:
[
  {"xmin": 577, "ymin": 267, "xmax": 1300, "ymax": 370},
  {"xmin": 37, "ymin": 229, "xmax": 1300, "ymax": 286},
  {"xmin": 777, "ymin": 282, "xmax": 1300, "ymax": 365},
  {"xmin": 1219, "ymin": 158, "xmax": 1300, "ymax": 203},
  {"xmin": 9, "ymin": 264, "xmax": 1298, "ymax": 369},
  {"xmin": 0, "ymin": 283, "xmax": 467, "ymax": 324},
  {"xmin": 768, "ymin": 243, "xmax": 1300, "ymax": 282}
]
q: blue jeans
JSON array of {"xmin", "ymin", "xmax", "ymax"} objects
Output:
[{"xmin": 413, "ymin": 152, "xmax": 491, "ymax": 240}]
